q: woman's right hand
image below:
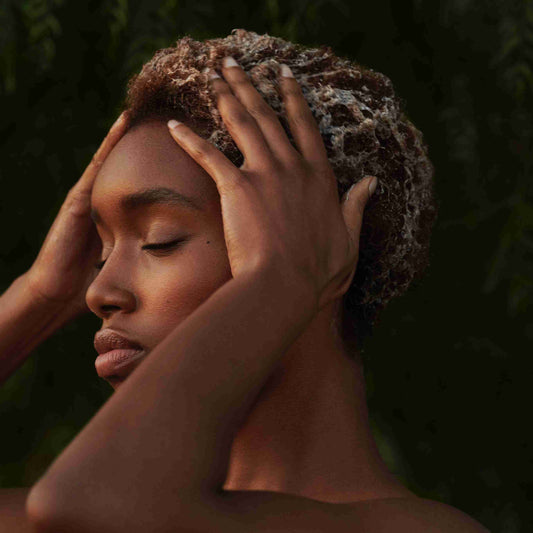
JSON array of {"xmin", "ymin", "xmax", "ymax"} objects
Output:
[{"xmin": 24, "ymin": 112, "xmax": 129, "ymax": 320}]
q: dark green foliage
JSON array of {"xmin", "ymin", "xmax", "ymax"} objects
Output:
[{"xmin": 1, "ymin": 1, "xmax": 531, "ymax": 531}]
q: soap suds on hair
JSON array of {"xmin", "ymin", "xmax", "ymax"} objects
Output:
[{"xmin": 123, "ymin": 29, "xmax": 438, "ymax": 355}]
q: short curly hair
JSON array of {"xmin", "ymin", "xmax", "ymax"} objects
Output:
[{"xmin": 122, "ymin": 29, "xmax": 438, "ymax": 359}]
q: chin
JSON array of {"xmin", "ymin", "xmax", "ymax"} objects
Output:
[{"xmin": 106, "ymin": 376, "xmax": 126, "ymax": 390}]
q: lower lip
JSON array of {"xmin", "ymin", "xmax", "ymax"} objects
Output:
[{"xmin": 95, "ymin": 348, "xmax": 145, "ymax": 378}]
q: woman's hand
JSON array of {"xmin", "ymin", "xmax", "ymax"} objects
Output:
[
  {"xmin": 167, "ymin": 58, "xmax": 377, "ymax": 312},
  {"xmin": 25, "ymin": 112, "xmax": 129, "ymax": 318}
]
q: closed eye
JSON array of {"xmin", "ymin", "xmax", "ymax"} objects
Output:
[
  {"xmin": 94, "ymin": 238, "xmax": 188, "ymax": 270},
  {"xmin": 142, "ymin": 238, "xmax": 185, "ymax": 251}
]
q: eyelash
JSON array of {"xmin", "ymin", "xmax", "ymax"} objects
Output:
[{"xmin": 94, "ymin": 239, "xmax": 185, "ymax": 271}]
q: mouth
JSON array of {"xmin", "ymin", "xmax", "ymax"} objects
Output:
[
  {"xmin": 95, "ymin": 348, "xmax": 147, "ymax": 380},
  {"xmin": 94, "ymin": 329, "xmax": 147, "ymax": 382}
]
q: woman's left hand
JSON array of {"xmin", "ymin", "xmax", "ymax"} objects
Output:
[{"xmin": 167, "ymin": 57, "xmax": 377, "ymax": 312}]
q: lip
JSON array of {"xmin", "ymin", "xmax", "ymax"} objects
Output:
[
  {"xmin": 95, "ymin": 348, "xmax": 146, "ymax": 379},
  {"xmin": 94, "ymin": 329, "xmax": 146, "ymax": 379}
]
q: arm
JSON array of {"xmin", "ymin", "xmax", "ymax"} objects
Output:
[
  {"xmin": 0, "ymin": 273, "xmax": 75, "ymax": 385},
  {"xmin": 26, "ymin": 269, "xmax": 316, "ymax": 531},
  {"xmin": 26, "ymin": 271, "xmax": 490, "ymax": 533},
  {"xmin": 26, "ymin": 61, "xmax": 488, "ymax": 533},
  {"xmin": 0, "ymin": 112, "xmax": 127, "ymax": 385}
]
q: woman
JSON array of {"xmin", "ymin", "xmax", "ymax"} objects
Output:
[{"xmin": 0, "ymin": 30, "xmax": 488, "ymax": 532}]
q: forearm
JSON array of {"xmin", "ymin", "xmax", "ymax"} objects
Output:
[
  {"xmin": 28, "ymin": 269, "xmax": 317, "ymax": 532},
  {"xmin": 0, "ymin": 273, "xmax": 74, "ymax": 385}
]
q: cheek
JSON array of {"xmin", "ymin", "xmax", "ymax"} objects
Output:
[{"xmin": 140, "ymin": 237, "xmax": 232, "ymax": 333}]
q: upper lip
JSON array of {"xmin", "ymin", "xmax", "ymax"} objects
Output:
[{"xmin": 94, "ymin": 329, "xmax": 144, "ymax": 355}]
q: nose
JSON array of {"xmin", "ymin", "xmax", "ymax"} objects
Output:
[{"xmin": 85, "ymin": 255, "xmax": 137, "ymax": 319}]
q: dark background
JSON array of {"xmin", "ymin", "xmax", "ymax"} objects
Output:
[{"xmin": 1, "ymin": 1, "xmax": 531, "ymax": 531}]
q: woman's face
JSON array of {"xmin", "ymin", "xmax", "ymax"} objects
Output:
[{"xmin": 86, "ymin": 119, "xmax": 232, "ymax": 389}]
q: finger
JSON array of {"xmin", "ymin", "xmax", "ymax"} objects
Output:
[
  {"xmin": 341, "ymin": 176, "xmax": 377, "ymax": 243},
  {"xmin": 167, "ymin": 119, "xmax": 243, "ymax": 195},
  {"xmin": 220, "ymin": 56, "xmax": 298, "ymax": 163},
  {"xmin": 76, "ymin": 112, "xmax": 129, "ymax": 193},
  {"xmin": 278, "ymin": 65, "xmax": 329, "ymax": 166},
  {"xmin": 207, "ymin": 68, "xmax": 275, "ymax": 169}
]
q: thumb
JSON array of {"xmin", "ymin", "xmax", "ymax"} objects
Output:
[{"xmin": 341, "ymin": 176, "xmax": 378, "ymax": 242}]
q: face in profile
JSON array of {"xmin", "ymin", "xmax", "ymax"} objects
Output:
[{"xmin": 86, "ymin": 120, "xmax": 233, "ymax": 389}]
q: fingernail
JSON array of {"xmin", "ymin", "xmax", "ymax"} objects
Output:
[
  {"xmin": 280, "ymin": 64, "xmax": 294, "ymax": 78},
  {"xmin": 168, "ymin": 119, "xmax": 181, "ymax": 130},
  {"xmin": 368, "ymin": 176, "xmax": 378, "ymax": 197},
  {"xmin": 222, "ymin": 56, "xmax": 239, "ymax": 68}
]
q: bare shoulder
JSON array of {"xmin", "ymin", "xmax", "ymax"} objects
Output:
[
  {"xmin": 207, "ymin": 491, "xmax": 491, "ymax": 533},
  {"xmin": 345, "ymin": 496, "xmax": 491, "ymax": 533},
  {"xmin": 0, "ymin": 488, "xmax": 33, "ymax": 533}
]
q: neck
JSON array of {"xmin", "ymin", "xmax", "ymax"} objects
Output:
[{"xmin": 222, "ymin": 304, "xmax": 413, "ymax": 503}]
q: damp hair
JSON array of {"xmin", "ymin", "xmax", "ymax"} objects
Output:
[{"xmin": 121, "ymin": 29, "xmax": 438, "ymax": 362}]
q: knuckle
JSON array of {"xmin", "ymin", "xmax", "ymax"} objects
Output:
[
  {"xmin": 315, "ymin": 160, "xmax": 334, "ymax": 179},
  {"xmin": 188, "ymin": 141, "xmax": 209, "ymax": 162},
  {"xmin": 64, "ymin": 187, "xmax": 90, "ymax": 217},
  {"xmin": 232, "ymin": 76, "xmax": 252, "ymax": 90},
  {"xmin": 225, "ymin": 108, "xmax": 252, "ymax": 129},
  {"xmin": 215, "ymin": 85, "xmax": 234, "ymax": 102},
  {"xmin": 90, "ymin": 153, "xmax": 104, "ymax": 169},
  {"xmin": 65, "ymin": 185, "xmax": 83, "ymax": 202},
  {"xmin": 246, "ymin": 103, "xmax": 273, "ymax": 122},
  {"xmin": 260, "ymin": 157, "xmax": 282, "ymax": 176},
  {"xmin": 219, "ymin": 173, "xmax": 246, "ymax": 196},
  {"xmin": 281, "ymin": 150, "xmax": 302, "ymax": 170},
  {"xmin": 216, "ymin": 83, "xmax": 233, "ymax": 95},
  {"xmin": 176, "ymin": 130, "xmax": 210, "ymax": 160},
  {"xmin": 284, "ymin": 84, "xmax": 302, "ymax": 99},
  {"xmin": 290, "ymin": 110, "xmax": 310, "ymax": 129}
]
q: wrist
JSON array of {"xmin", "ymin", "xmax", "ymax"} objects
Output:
[
  {"xmin": 22, "ymin": 270, "xmax": 74, "ymax": 313},
  {"xmin": 0, "ymin": 274, "xmax": 72, "ymax": 383},
  {"xmin": 15, "ymin": 272, "xmax": 81, "ymax": 328},
  {"xmin": 241, "ymin": 263, "xmax": 319, "ymax": 325}
]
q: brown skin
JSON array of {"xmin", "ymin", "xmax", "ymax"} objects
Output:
[
  {"xmin": 85, "ymin": 120, "xmax": 233, "ymax": 384},
  {"xmin": 85, "ymin": 118, "xmax": 409, "ymax": 501},
  {"xmin": 0, "ymin": 116, "xmax": 130, "ymax": 532},
  {"xmin": 22, "ymin": 60, "xmax": 489, "ymax": 532},
  {"xmin": 0, "ymin": 114, "xmax": 128, "ymax": 386},
  {"xmin": 25, "ymin": 113, "xmax": 129, "ymax": 319}
]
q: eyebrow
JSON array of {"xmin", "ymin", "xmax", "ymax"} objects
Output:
[{"xmin": 90, "ymin": 187, "xmax": 203, "ymax": 224}]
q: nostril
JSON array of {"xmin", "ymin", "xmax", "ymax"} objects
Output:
[
  {"xmin": 102, "ymin": 305, "xmax": 120, "ymax": 312},
  {"xmin": 90, "ymin": 289, "xmax": 137, "ymax": 318}
]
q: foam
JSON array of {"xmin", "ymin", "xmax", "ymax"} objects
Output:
[{"xmin": 124, "ymin": 29, "xmax": 438, "ymax": 349}]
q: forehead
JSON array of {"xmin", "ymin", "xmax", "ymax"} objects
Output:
[{"xmin": 91, "ymin": 120, "xmax": 216, "ymax": 205}]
